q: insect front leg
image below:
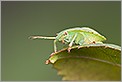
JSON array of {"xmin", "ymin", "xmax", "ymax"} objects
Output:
[
  {"xmin": 61, "ymin": 36, "xmax": 65, "ymax": 44},
  {"xmin": 54, "ymin": 40, "xmax": 57, "ymax": 53},
  {"xmin": 50, "ymin": 40, "xmax": 57, "ymax": 57},
  {"xmin": 68, "ymin": 33, "xmax": 77, "ymax": 53}
]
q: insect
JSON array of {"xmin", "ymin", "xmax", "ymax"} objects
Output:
[{"xmin": 29, "ymin": 26, "xmax": 106, "ymax": 53}]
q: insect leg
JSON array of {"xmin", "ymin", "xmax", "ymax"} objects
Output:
[
  {"xmin": 68, "ymin": 33, "xmax": 77, "ymax": 52},
  {"xmin": 77, "ymin": 32, "xmax": 86, "ymax": 49},
  {"xmin": 49, "ymin": 40, "xmax": 57, "ymax": 57},
  {"xmin": 77, "ymin": 39, "xmax": 84, "ymax": 49},
  {"xmin": 61, "ymin": 36, "xmax": 65, "ymax": 44},
  {"xmin": 54, "ymin": 40, "xmax": 57, "ymax": 53}
]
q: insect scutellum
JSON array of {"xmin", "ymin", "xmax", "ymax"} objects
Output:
[{"xmin": 29, "ymin": 27, "xmax": 106, "ymax": 53}]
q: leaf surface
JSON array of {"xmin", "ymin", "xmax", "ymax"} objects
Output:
[{"xmin": 47, "ymin": 43, "xmax": 121, "ymax": 81}]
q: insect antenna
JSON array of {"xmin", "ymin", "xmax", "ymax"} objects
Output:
[{"xmin": 29, "ymin": 36, "xmax": 56, "ymax": 40}]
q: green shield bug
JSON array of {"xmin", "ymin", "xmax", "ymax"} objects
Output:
[{"xmin": 29, "ymin": 26, "xmax": 106, "ymax": 53}]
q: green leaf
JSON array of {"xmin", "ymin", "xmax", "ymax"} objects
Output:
[{"xmin": 46, "ymin": 43, "xmax": 121, "ymax": 81}]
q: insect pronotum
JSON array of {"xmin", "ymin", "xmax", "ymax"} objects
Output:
[{"xmin": 29, "ymin": 27, "xmax": 106, "ymax": 53}]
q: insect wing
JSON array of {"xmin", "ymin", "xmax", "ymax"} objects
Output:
[
  {"xmin": 80, "ymin": 27, "xmax": 106, "ymax": 41},
  {"xmin": 81, "ymin": 32, "xmax": 105, "ymax": 44}
]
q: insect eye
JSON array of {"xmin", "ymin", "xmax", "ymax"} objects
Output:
[{"xmin": 64, "ymin": 32, "xmax": 68, "ymax": 35}]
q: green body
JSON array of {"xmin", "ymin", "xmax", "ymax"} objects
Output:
[
  {"xmin": 56, "ymin": 27, "xmax": 106, "ymax": 45},
  {"xmin": 29, "ymin": 27, "xmax": 106, "ymax": 53}
]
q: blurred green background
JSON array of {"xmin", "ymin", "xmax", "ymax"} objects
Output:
[{"xmin": 1, "ymin": 1, "xmax": 121, "ymax": 81}]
